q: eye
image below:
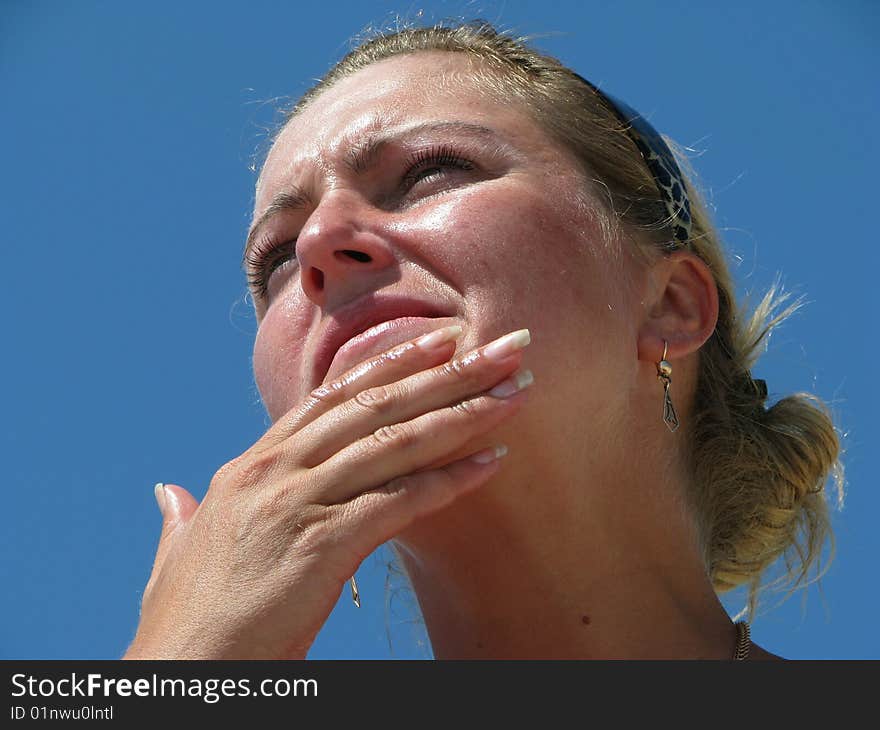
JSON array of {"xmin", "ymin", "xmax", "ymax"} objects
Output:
[
  {"xmin": 401, "ymin": 144, "xmax": 475, "ymax": 192},
  {"xmin": 244, "ymin": 235, "xmax": 297, "ymax": 300}
]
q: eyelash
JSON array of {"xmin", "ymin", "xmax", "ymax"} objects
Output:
[
  {"xmin": 245, "ymin": 234, "xmax": 295, "ymax": 301},
  {"xmin": 401, "ymin": 144, "xmax": 475, "ymax": 187},
  {"xmin": 245, "ymin": 145, "xmax": 475, "ymax": 300}
]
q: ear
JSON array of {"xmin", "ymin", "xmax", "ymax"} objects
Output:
[{"xmin": 636, "ymin": 251, "xmax": 719, "ymax": 363}]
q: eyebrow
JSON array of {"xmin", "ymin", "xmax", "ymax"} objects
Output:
[{"xmin": 242, "ymin": 121, "xmax": 504, "ymax": 266}]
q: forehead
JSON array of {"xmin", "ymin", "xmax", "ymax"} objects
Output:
[{"xmin": 256, "ymin": 52, "xmax": 546, "ymax": 203}]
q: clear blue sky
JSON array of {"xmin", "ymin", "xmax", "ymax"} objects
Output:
[{"xmin": 1, "ymin": 0, "xmax": 876, "ymax": 659}]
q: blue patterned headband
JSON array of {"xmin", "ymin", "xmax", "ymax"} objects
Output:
[
  {"xmin": 571, "ymin": 78, "xmax": 774, "ymax": 403},
  {"xmin": 573, "ymin": 73, "xmax": 693, "ymax": 248}
]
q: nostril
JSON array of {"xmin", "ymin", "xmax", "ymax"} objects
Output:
[
  {"xmin": 338, "ymin": 250, "xmax": 371, "ymax": 262},
  {"xmin": 308, "ymin": 268, "xmax": 324, "ymax": 290}
]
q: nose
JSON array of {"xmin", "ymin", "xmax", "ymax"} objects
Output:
[{"xmin": 295, "ymin": 189, "xmax": 397, "ymax": 309}]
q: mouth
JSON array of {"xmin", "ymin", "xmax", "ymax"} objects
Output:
[
  {"xmin": 310, "ymin": 296, "xmax": 456, "ymax": 388},
  {"xmin": 324, "ymin": 315, "xmax": 459, "ymax": 384}
]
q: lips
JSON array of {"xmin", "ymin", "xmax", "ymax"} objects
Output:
[{"xmin": 310, "ymin": 294, "xmax": 454, "ymax": 388}]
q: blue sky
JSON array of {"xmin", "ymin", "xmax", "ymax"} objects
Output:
[{"xmin": 1, "ymin": 0, "xmax": 876, "ymax": 659}]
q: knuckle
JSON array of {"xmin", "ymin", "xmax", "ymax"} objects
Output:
[
  {"xmin": 439, "ymin": 357, "xmax": 470, "ymax": 380},
  {"xmin": 354, "ymin": 384, "xmax": 396, "ymax": 414},
  {"xmin": 216, "ymin": 449, "xmax": 282, "ymax": 493},
  {"xmin": 278, "ymin": 382, "xmax": 344, "ymax": 427},
  {"xmin": 284, "ymin": 502, "xmax": 329, "ymax": 547},
  {"xmin": 451, "ymin": 396, "xmax": 483, "ymax": 419},
  {"xmin": 210, "ymin": 456, "xmax": 241, "ymax": 486},
  {"xmin": 371, "ymin": 422, "xmax": 417, "ymax": 450},
  {"xmin": 308, "ymin": 381, "xmax": 344, "ymax": 404},
  {"xmin": 381, "ymin": 472, "xmax": 419, "ymax": 499}
]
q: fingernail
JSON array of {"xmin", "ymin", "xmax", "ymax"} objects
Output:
[
  {"xmin": 154, "ymin": 482, "xmax": 166, "ymax": 515},
  {"xmin": 469, "ymin": 444, "xmax": 508, "ymax": 464},
  {"xmin": 489, "ymin": 368, "xmax": 534, "ymax": 398},
  {"xmin": 416, "ymin": 324, "xmax": 463, "ymax": 350},
  {"xmin": 483, "ymin": 329, "xmax": 530, "ymax": 360}
]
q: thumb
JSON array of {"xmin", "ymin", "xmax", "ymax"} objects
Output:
[{"xmin": 152, "ymin": 482, "xmax": 200, "ymax": 569}]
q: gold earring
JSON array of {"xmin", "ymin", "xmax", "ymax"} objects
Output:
[
  {"xmin": 349, "ymin": 575, "xmax": 360, "ymax": 608},
  {"xmin": 657, "ymin": 341, "xmax": 680, "ymax": 432}
]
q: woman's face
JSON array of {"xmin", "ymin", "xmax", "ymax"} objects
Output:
[{"xmin": 249, "ymin": 52, "xmax": 644, "ymax": 445}]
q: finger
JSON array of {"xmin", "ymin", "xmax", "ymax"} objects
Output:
[
  {"xmin": 252, "ymin": 324, "xmax": 465, "ymax": 455},
  {"xmin": 336, "ymin": 444, "xmax": 509, "ymax": 561},
  {"xmin": 308, "ymin": 384, "xmax": 531, "ymax": 505},
  {"xmin": 151, "ymin": 483, "xmax": 200, "ymax": 574},
  {"xmin": 292, "ymin": 333, "xmax": 531, "ymax": 468}
]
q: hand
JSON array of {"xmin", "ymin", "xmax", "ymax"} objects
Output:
[{"xmin": 123, "ymin": 326, "xmax": 533, "ymax": 659}]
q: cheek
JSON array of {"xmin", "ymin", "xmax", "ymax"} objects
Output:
[
  {"xmin": 443, "ymin": 184, "xmax": 638, "ymax": 391},
  {"xmin": 252, "ymin": 296, "xmax": 313, "ymax": 422},
  {"xmin": 449, "ymin": 183, "xmax": 628, "ymax": 325}
]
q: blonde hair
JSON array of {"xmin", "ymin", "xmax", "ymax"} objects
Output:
[{"xmin": 275, "ymin": 20, "xmax": 845, "ymax": 620}]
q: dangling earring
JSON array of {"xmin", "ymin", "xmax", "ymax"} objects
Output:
[
  {"xmin": 656, "ymin": 341, "xmax": 680, "ymax": 432},
  {"xmin": 349, "ymin": 575, "xmax": 360, "ymax": 608}
]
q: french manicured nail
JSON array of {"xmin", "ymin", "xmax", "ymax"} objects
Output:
[
  {"xmin": 483, "ymin": 329, "xmax": 530, "ymax": 360},
  {"xmin": 154, "ymin": 482, "xmax": 166, "ymax": 515},
  {"xmin": 416, "ymin": 325, "xmax": 463, "ymax": 350},
  {"xmin": 489, "ymin": 368, "xmax": 534, "ymax": 398},
  {"xmin": 469, "ymin": 444, "xmax": 509, "ymax": 464}
]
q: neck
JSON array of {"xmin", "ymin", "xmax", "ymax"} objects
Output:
[{"xmin": 390, "ymin": 453, "xmax": 738, "ymax": 659}]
